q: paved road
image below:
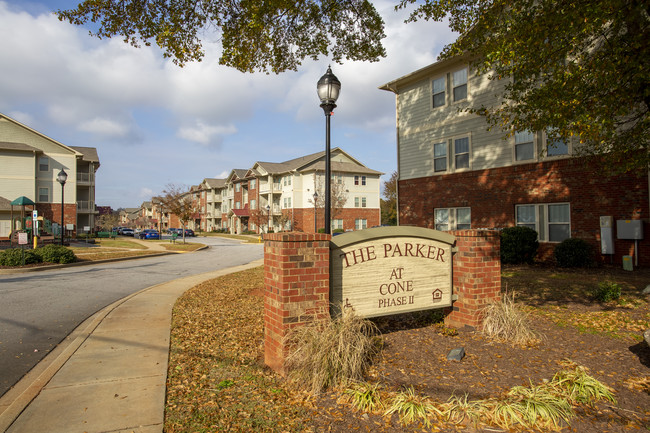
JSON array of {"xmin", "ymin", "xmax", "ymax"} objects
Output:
[{"xmin": 0, "ymin": 236, "xmax": 264, "ymax": 397}]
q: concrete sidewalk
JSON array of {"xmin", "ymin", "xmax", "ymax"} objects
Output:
[{"xmin": 0, "ymin": 259, "xmax": 264, "ymax": 433}]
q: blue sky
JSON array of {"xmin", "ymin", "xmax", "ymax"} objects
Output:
[{"xmin": 0, "ymin": 0, "xmax": 455, "ymax": 209}]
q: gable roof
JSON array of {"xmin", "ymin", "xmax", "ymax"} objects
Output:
[
  {"xmin": 70, "ymin": 146, "xmax": 100, "ymax": 166},
  {"xmin": 378, "ymin": 54, "xmax": 471, "ymax": 94},
  {"xmin": 0, "ymin": 112, "xmax": 82, "ymax": 157},
  {"xmin": 203, "ymin": 178, "xmax": 226, "ymax": 189}
]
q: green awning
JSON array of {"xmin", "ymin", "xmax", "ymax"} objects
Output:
[{"xmin": 11, "ymin": 196, "xmax": 35, "ymax": 206}]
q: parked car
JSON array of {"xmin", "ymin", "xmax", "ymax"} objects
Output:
[
  {"xmin": 184, "ymin": 229, "xmax": 195, "ymax": 237},
  {"xmin": 139, "ymin": 229, "xmax": 160, "ymax": 240},
  {"xmin": 121, "ymin": 228, "xmax": 134, "ymax": 236},
  {"xmin": 167, "ymin": 228, "xmax": 181, "ymax": 235}
]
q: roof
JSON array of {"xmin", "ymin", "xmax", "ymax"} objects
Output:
[
  {"xmin": 203, "ymin": 178, "xmax": 226, "ymax": 188},
  {"xmin": 378, "ymin": 54, "xmax": 471, "ymax": 94},
  {"xmin": 299, "ymin": 160, "xmax": 383, "ymax": 175},
  {"xmin": 70, "ymin": 146, "xmax": 100, "ymax": 166},
  {"xmin": 0, "ymin": 196, "xmax": 11, "ymax": 211},
  {"xmin": 231, "ymin": 208, "xmax": 250, "ymax": 217},
  {"xmin": 0, "ymin": 112, "xmax": 82, "ymax": 156},
  {"xmin": 0, "ymin": 141, "xmax": 41, "ymax": 153},
  {"xmin": 255, "ymin": 149, "xmax": 326, "ymax": 174}
]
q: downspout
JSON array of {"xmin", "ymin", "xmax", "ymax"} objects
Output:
[{"xmin": 395, "ymin": 92, "xmax": 401, "ymax": 227}]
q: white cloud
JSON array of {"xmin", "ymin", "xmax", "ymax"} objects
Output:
[{"xmin": 176, "ymin": 120, "xmax": 237, "ymax": 146}]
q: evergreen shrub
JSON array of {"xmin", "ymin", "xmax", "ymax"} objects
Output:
[{"xmin": 500, "ymin": 226, "xmax": 539, "ymax": 264}]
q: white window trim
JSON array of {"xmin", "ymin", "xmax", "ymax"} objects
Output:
[
  {"xmin": 543, "ymin": 130, "xmax": 571, "ymax": 159},
  {"xmin": 516, "ymin": 203, "xmax": 571, "ymax": 243},
  {"xmin": 433, "ymin": 140, "xmax": 448, "ymax": 173},
  {"xmin": 38, "ymin": 156, "xmax": 49, "ymax": 172},
  {"xmin": 513, "ymin": 130, "xmax": 538, "ymax": 164},
  {"xmin": 434, "ymin": 207, "xmax": 471, "ymax": 231},
  {"xmin": 451, "ymin": 65, "xmax": 469, "ymax": 105},
  {"xmin": 38, "ymin": 187, "xmax": 49, "ymax": 202},
  {"xmin": 451, "ymin": 134, "xmax": 472, "ymax": 172},
  {"xmin": 431, "ymin": 75, "xmax": 446, "ymax": 109}
]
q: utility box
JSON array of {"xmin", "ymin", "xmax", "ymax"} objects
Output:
[
  {"xmin": 623, "ymin": 255, "xmax": 633, "ymax": 271},
  {"xmin": 617, "ymin": 219, "xmax": 644, "ymax": 240},
  {"xmin": 600, "ymin": 216, "xmax": 614, "ymax": 254}
]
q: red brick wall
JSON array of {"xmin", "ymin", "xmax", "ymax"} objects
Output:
[
  {"xmin": 263, "ymin": 233, "xmax": 331, "ymax": 375},
  {"xmin": 283, "ymin": 207, "xmax": 381, "ymax": 233},
  {"xmin": 445, "ymin": 230, "xmax": 501, "ymax": 329},
  {"xmin": 36, "ymin": 203, "xmax": 77, "ymax": 228},
  {"xmin": 399, "ymin": 157, "xmax": 650, "ymax": 266}
]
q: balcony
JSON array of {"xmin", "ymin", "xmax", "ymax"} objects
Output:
[
  {"xmin": 77, "ymin": 200, "xmax": 97, "ymax": 213},
  {"xmin": 77, "ymin": 172, "xmax": 94, "ymax": 184}
]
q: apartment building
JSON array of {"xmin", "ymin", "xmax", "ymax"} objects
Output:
[
  {"xmin": 380, "ymin": 57, "xmax": 649, "ymax": 265},
  {"xmin": 180, "ymin": 148, "xmax": 382, "ymax": 235},
  {"xmin": 0, "ymin": 113, "xmax": 100, "ymax": 238}
]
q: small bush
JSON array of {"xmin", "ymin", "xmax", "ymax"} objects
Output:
[
  {"xmin": 554, "ymin": 238, "xmax": 594, "ymax": 268},
  {"xmin": 591, "ymin": 281, "xmax": 622, "ymax": 302},
  {"xmin": 35, "ymin": 244, "xmax": 77, "ymax": 264},
  {"xmin": 500, "ymin": 226, "xmax": 539, "ymax": 264},
  {"xmin": 0, "ymin": 248, "xmax": 43, "ymax": 266},
  {"xmin": 481, "ymin": 292, "xmax": 542, "ymax": 346},
  {"xmin": 284, "ymin": 307, "xmax": 381, "ymax": 394}
]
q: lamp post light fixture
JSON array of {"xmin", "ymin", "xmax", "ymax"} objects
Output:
[
  {"xmin": 317, "ymin": 65, "xmax": 341, "ymax": 235},
  {"xmin": 56, "ymin": 168, "xmax": 68, "ymax": 245},
  {"xmin": 313, "ymin": 191, "xmax": 319, "ymax": 233}
]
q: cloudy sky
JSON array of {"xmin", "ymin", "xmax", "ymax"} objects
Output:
[{"xmin": 0, "ymin": 0, "xmax": 456, "ymax": 209}]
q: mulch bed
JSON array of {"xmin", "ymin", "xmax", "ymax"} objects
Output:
[
  {"xmin": 307, "ymin": 265, "xmax": 650, "ymax": 432},
  {"xmin": 165, "ymin": 265, "xmax": 650, "ymax": 432}
]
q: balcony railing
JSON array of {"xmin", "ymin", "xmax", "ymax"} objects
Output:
[
  {"xmin": 77, "ymin": 200, "xmax": 95, "ymax": 211},
  {"xmin": 77, "ymin": 172, "xmax": 94, "ymax": 183}
]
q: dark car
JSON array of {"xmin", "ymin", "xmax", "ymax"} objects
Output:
[
  {"xmin": 139, "ymin": 229, "xmax": 160, "ymax": 240},
  {"xmin": 184, "ymin": 229, "xmax": 195, "ymax": 237}
]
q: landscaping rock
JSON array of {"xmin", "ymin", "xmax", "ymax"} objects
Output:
[
  {"xmin": 643, "ymin": 284, "xmax": 650, "ymax": 295},
  {"xmin": 645, "ymin": 329, "xmax": 650, "ymax": 348}
]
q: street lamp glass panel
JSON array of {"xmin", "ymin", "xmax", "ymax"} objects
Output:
[
  {"xmin": 57, "ymin": 169, "xmax": 68, "ymax": 185},
  {"xmin": 317, "ymin": 67, "xmax": 341, "ymax": 105}
]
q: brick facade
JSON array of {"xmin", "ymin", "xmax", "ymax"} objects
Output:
[
  {"xmin": 399, "ymin": 157, "xmax": 650, "ymax": 266},
  {"xmin": 263, "ymin": 233, "xmax": 330, "ymax": 375},
  {"xmin": 36, "ymin": 203, "xmax": 78, "ymax": 229},
  {"xmin": 445, "ymin": 230, "xmax": 501, "ymax": 329},
  {"xmin": 290, "ymin": 207, "xmax": 381, "ymax": 233}
]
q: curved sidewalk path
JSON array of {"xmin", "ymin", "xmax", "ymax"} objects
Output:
[{"xmin": 0, "ymin": 258, "xmax": 264, "ymax": 433}]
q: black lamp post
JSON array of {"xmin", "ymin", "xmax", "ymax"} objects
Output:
[
  {"xmin": 57, "ymin": 168, "xmax": 68, "ymax": 245},
  {"xmin": 317, "ymin": 66, "xmax": 341, "ymax": 235},
  {"xmin": 313, "ymin": 191, "xmax": 319, "ymax": 233},
  {"xmin": 266, "ymin": 204, "xmax": 271, "ymax": 233}
]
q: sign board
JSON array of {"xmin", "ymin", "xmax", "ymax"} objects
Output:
[
  {"xmin": 18, "ymin": 232, "xmax": 28, "ymax": 245},
  {"xmin": 330, "ymin": 226, "xmax": 456, "ymax": 318},
  {"xmin": 84, "ymin": 226, "xmax": 90, "ymax": 232},
  {"xmin": 66, "ymin": 224, "xmax": 74, "ymax": 230},
  {"xmin": 32, "ymin": 210, "xmax": 38, "ymax": 220}
]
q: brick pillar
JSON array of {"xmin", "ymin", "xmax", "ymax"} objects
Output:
[
  {"xmin": 264, "ymin": 232, "xmax": 331, "ymax": 375},
  {"xmin": 445, "ymin": 230, "xmax": 501, "ymax": 329}
]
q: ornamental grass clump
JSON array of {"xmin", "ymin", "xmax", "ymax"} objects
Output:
[
  {"xmin": 341, "ymin": 381, "xmax": 384, "ymax": 414},
  {"xmin": 550, "ymin": 363, "xmax": 617, "ymax": 405},
  {"xmin": 284, "ymin": 307, "xmax": 381, "ymax": 395},
  {"xmin": 481, "ymin": 292, "xmax": 542, "ymax": 346},
  {"xmin": 491, "ymin": 384, "xmax": 574, "ymax": 430},
  {"xmin": 383, "ymin": 386, "xmax": 442, "ymax": 427}
]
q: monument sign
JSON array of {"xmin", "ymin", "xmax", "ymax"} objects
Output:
[{"xmin": 330, "ymin": 226, "xmax": 456, "ymax": 318}]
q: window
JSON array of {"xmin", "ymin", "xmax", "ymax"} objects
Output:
[
  {"xmin": 283, "ymin": 197, "xmax": 292, "ymax": 208},
  {"xmin": 236, "ymin": 184, "xmax": 241, "ymax": 192},
  {"xmin": 331, "ymin": 174, "xmax": 342, "ymax": 184},
  {"xmin": 452, "ymin": 67, "xmax": 468, "ymax": 102},
  {"xmin": 38, "ymin": 187, "xmax": 48, "ymax": 202},
  {"xmin": 38, "ymin": 156, "xmax": 49, "ymax": 172},
  {"xmin": 283, "ymin": 176, "xmax": 292, "ymax": 186},
  {"xmin": 434, "ymin": 207, "xmax": 471, "ymax": 231},
  {"xmin": 354, "ymin": 197, "xmax": 366, "ymax": 208},
  {"xmin": 250, "ymin": 179, "xmax": 256, "ymax": 189},
  {"xmin": 434, "ymin": 141, "xmax": 447, "ymax": 172},
  {"xmin": 354, "ymin": 197, "xmax": 360, "ymax": 207},
  {"xmin": 516, "ymin": 203, "xmax": 570, "ymax": 242},
  {"xmin": 432, "ymin": 76, "xmax": 445, "ymax": 108},
  {"xmin": 361, "ymin": 176, "xmax": 366, "ymax": 186},
  {"xmin": 515, "ymin": 131, "xmax": 535, "ymax": 161},
  {"xmin": 332, "ymin": 219, "xmax": 343, "ymax": 230},
  {"xmin": 250, "ymin": 199, "xmax": 256, "ymax": 210},
  {"xmin": 235, "ymin": 201, "xmax": 240, "ymax": 209},
  {"xmin": 354, "ymin": 176, "xmax": 359, "ymax": 185},
  {"xmin": 354, "ymin": 175, "xmax": 366, "ymax": 186},
  {"xmin": 546, "ymin": 131, "xmax": 569, "ymax": 156},
  {"xmin": 355, "ymin": 219, "xmax": 367, "ymax": 230},
  {"xmin": 362, "ymin": 197, "xmax": 367, "ymax": 208},
  {"xmin": 454, "ymin": 137, "xmax": 470, "ymax": 169}
]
